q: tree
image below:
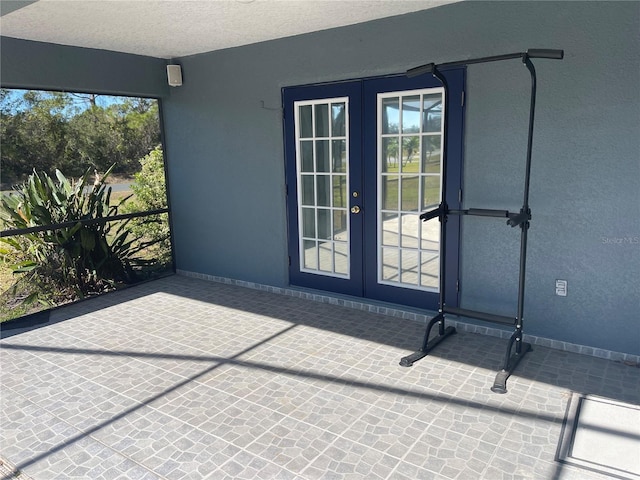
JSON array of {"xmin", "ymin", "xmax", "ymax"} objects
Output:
[
  {"xmin": 402, "ymin": 137, "xmax": 420, "ymax": 167},
  {"xmin": 0, "ymin": 89, "xmax": 161, "ymax": 185},
  {"xmin": 1, "ymin": 90, "xmax": 71, "ymax": 182}
]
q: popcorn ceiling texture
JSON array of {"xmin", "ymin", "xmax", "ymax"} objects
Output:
[{"xmin": 0, "ymin": 0, "xmax": 459, "ymax": 58}]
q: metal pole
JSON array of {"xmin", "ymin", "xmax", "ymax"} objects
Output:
[
  {"xmin": 432, "ymin": 67, "xmax": 449, "ymax": 322},
  {"xmin": 401, "ymin": 49, "xmax": 563, "ymax": 389},
  {"xmin": 407, "ymin": 49, "xmax": 563, "ymax": 78},
  {"xmin": 513, "ymin": 55, "xmax": 537, "ymax": 351},
  {"xmin": 522, "ymin": 56, "xmax": 537, "ymax": 212}
]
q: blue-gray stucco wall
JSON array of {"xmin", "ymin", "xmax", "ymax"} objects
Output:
[
  {"xmin": 162, "ymin": 1, "xmax": 639, "ymax": 355},
  {"xmin": 1, "ymin": 2, "xmax": 638, "ymax": 355},
  {"xmin": 0, "ymin": 36, "xmax": 168, "ymax": 97}
]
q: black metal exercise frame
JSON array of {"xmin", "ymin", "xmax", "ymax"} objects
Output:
[{"xmin": 399, "ymin": 49, "xmax": 564, "ymax": 394}]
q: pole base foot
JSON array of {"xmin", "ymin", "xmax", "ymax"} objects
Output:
[
  {"xmin": 399, "ymin": 326, "xmax": 456, "ymax": 367},
  {"xmin": 490, "ymin": 342, "xmax": 532, "ymax": 394}
]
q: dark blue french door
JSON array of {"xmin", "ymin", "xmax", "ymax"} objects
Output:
[{"xmin": 283, "ymin": 69, "xmax": 464, "ymax": 310}]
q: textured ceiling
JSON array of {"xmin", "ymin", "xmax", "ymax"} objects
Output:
[{"xmin": 0, "ymin": 0, "xmax": 461, "ymax": 59}]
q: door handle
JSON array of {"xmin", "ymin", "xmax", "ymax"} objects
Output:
[{"xmin": 350, "ymin": 205, "xmax": 361, "ymax": 214}]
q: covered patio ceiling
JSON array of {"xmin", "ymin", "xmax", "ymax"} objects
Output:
[{"xmin": 0, "ymin": 0, "xmax": 462, "ymax": 59}]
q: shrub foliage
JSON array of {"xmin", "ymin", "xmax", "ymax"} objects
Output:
[
  {"xmin": 123, "ymin": 146, "xmax": 171, "ymax": 264},
  {"xmin": 0, "ymin": 165, "xmax": 161, "ymax": 306}
]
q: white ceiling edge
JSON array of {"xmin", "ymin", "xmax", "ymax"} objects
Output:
[{"xmin": 0, "ymin": 0, "xmax": 463, "ymax": 59}]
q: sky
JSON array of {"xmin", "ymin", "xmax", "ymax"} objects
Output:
[{"xmin": 1, "ymin": 88, "xmax": 148, "ymax": 116}]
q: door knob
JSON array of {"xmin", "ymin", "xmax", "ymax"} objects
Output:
[{"xmin": 350, "ymin": 205, "xmax": 361, "ymax": 214}]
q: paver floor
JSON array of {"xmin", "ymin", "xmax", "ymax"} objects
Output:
[{"xmin": 1, "ymin": 275, "xmax": 638, "ymax": 479}]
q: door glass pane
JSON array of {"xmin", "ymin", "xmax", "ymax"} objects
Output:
[
  {"xmin": 317, "ymin": 209, "xmax": 331, "ymax": 239},
  {"xmin": 401, "ymin": 137, "xmax": 419, "ymax": 172},
  {"xmin": 382, "ymin": 137, "xmax": 399, "ymax": 173},
  {"xmin": 382, "ymin": 97, "xmax": 399, "ymax": 134},
  {"xmin": 295, "ymin": 98, "xmax": 350, "ymax": 278},
  {"xmin": 333, "ymin": 210, "xmax": 347, "ymax": 240},
  {"xmin": 316, "ymin": 140, "xmax": 330, "ymax": 172},
  {"xmin": 382, "ymin": 176, "xmax": 399, "ymax": 210},
  {"xmin": 299, "ymin": 105, "xmax": 313, "ymax": 138},
  {"xmin": 421, "ymin": 176, "xmax": 440, "ymax": 210},
  {"xmin": 381, "ymin": 247, "xmax": 399, "ymax": 281},
  {"xmin": 421, "ymin": 217, "xmax": 439, "ymax": 251},
  {"xmin": 401, "ymin": 250, "xmax": 419, "ymax": 285},
  {"xmin": 401, "ymin": 176, "xmax": 419, "ymax": 211},
  {"xmin": 316, "ymin": 175, "xmax": 330, "ymax": 207},
  {"xmin": 420, "ymin": 251, "xmax": 439, "ymax": 289},
  {"xmin": 301, "ymin": 141, "xmax": 314, "ymax": 172},
  {"xmin": 302, "ymin": 208, "xmax": 315, "ymax": 237},
  {"xmin": 400, "ymin": 213, "xmax": 419, "ymax": 248},
  {"xmin": 422, "ymin": 135, "xmax": 441, "ymax": 174},
  {"xmin": 381, "ymin": 212, "xmax": 399, "ymax": 246},
  {"xmin": 331, "ymin": 103, "xmax": 346, "ymax": 137},
  {"xmin": 303, "ymin": 240, "xmax": 317, "ymax": 269},
  {"xmin": 319, "ymin": 241, "xmax": 332, "ymax": 272},
  {"xmin": 378, "ymin": 88, "xmax": 443, "ymax": 292},
  {"xmin": 334, "ymin": 242, "xmax": 348, "ymax": 275},
  {"xmin": 423, "ymin": 94, "xmax": 442, "ymax": 132},
  {"xmin": 402, "ymin": 96, "xmax": 420, "ymax": 134},
  {"xmin": 332, "ymin": 176, "xmax": 347, "ymax": 208},
  {"xmin": 315, "ymin": 104, "xmax": 329, "ymax": 137},
  {"xmin": 332, "ymin": 140, "xmax": 346, "ymax": 173},
  {"xmin": 301, "ymin": 175, "xmax": 314, "ymax": 205}
]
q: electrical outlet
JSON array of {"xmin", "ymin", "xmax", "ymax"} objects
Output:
[{"xmin": 555, "ymin": 279, "xmax": 568, "ymax": 296}]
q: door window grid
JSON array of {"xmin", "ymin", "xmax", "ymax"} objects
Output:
[
  {"xmin": 295, "ymin": 98, "xmax": 350, "ymax": 278},
  {"xmin": 377, "ymin": 88, "xmax": 444, "ymax": 291}
]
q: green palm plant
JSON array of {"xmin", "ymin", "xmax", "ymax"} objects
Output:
[{"xmin": 1, "ymin": 165, "xmax": 156, "ymax": 305}]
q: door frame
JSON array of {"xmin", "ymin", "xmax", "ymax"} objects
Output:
[
  {"xmin": 283, "ymin": 68, "xmax": 465, "ymax": 310},
  {"xmin": 283, "ymin": 80, "xmax": 364, "ymax": 297},
  {"xmin": 362, "ymin": 70, "xmax": 464, "ymax": 310}
]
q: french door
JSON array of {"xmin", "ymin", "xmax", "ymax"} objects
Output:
[{"xmin": 283, "ymin": 69, "xmax": 464, "ymax": 310}]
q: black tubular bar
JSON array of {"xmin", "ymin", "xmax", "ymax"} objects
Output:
[
  {"xmin": 447, "ymin": 208, "xmax": 532, "ymax": 227},
  {"xmin": 448, "ymin": 208, "xmax": 510, "ymax": 218},
  {"xmin": 399, "ymin": 313, "xmax": 457, "ymax": 367},
  {"xmin": 0, "ymin": 208, "xmax": 170, "ymax": 238},
  {"xmin": 491, "ymin": 335, "xmax": 532, "ymax": 394},
  {"xmin": 406, "ymin": 49, "xmax": 563, "ymax": 77},
  {"xmin": 513, "ymin": 56, "xmax": 537, "ymax": 334},
  {"xmin": 400, "ymin": 48, "xmax": 563, "ymax": 393},
  {"xmin": 432, "ymin": 66, "xmax": 450, "ymax": 313},
  {"xmin": 527, "ymin": 49, "xmax": 564, "ymax": 59},
  {"xmin": 419, "ymin": 205, "xmax": 445, "ymax": 222},
  {"xmin": 406, "ymin": 63, "xmax": 436, "ymax": 78},
  {"xmin": 522, "ymin": 56, "xmax": 537, "ymax": 213},
  {"xmin": 442, "ymin": 306, "xmax": 515, "ymax": 326}
]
